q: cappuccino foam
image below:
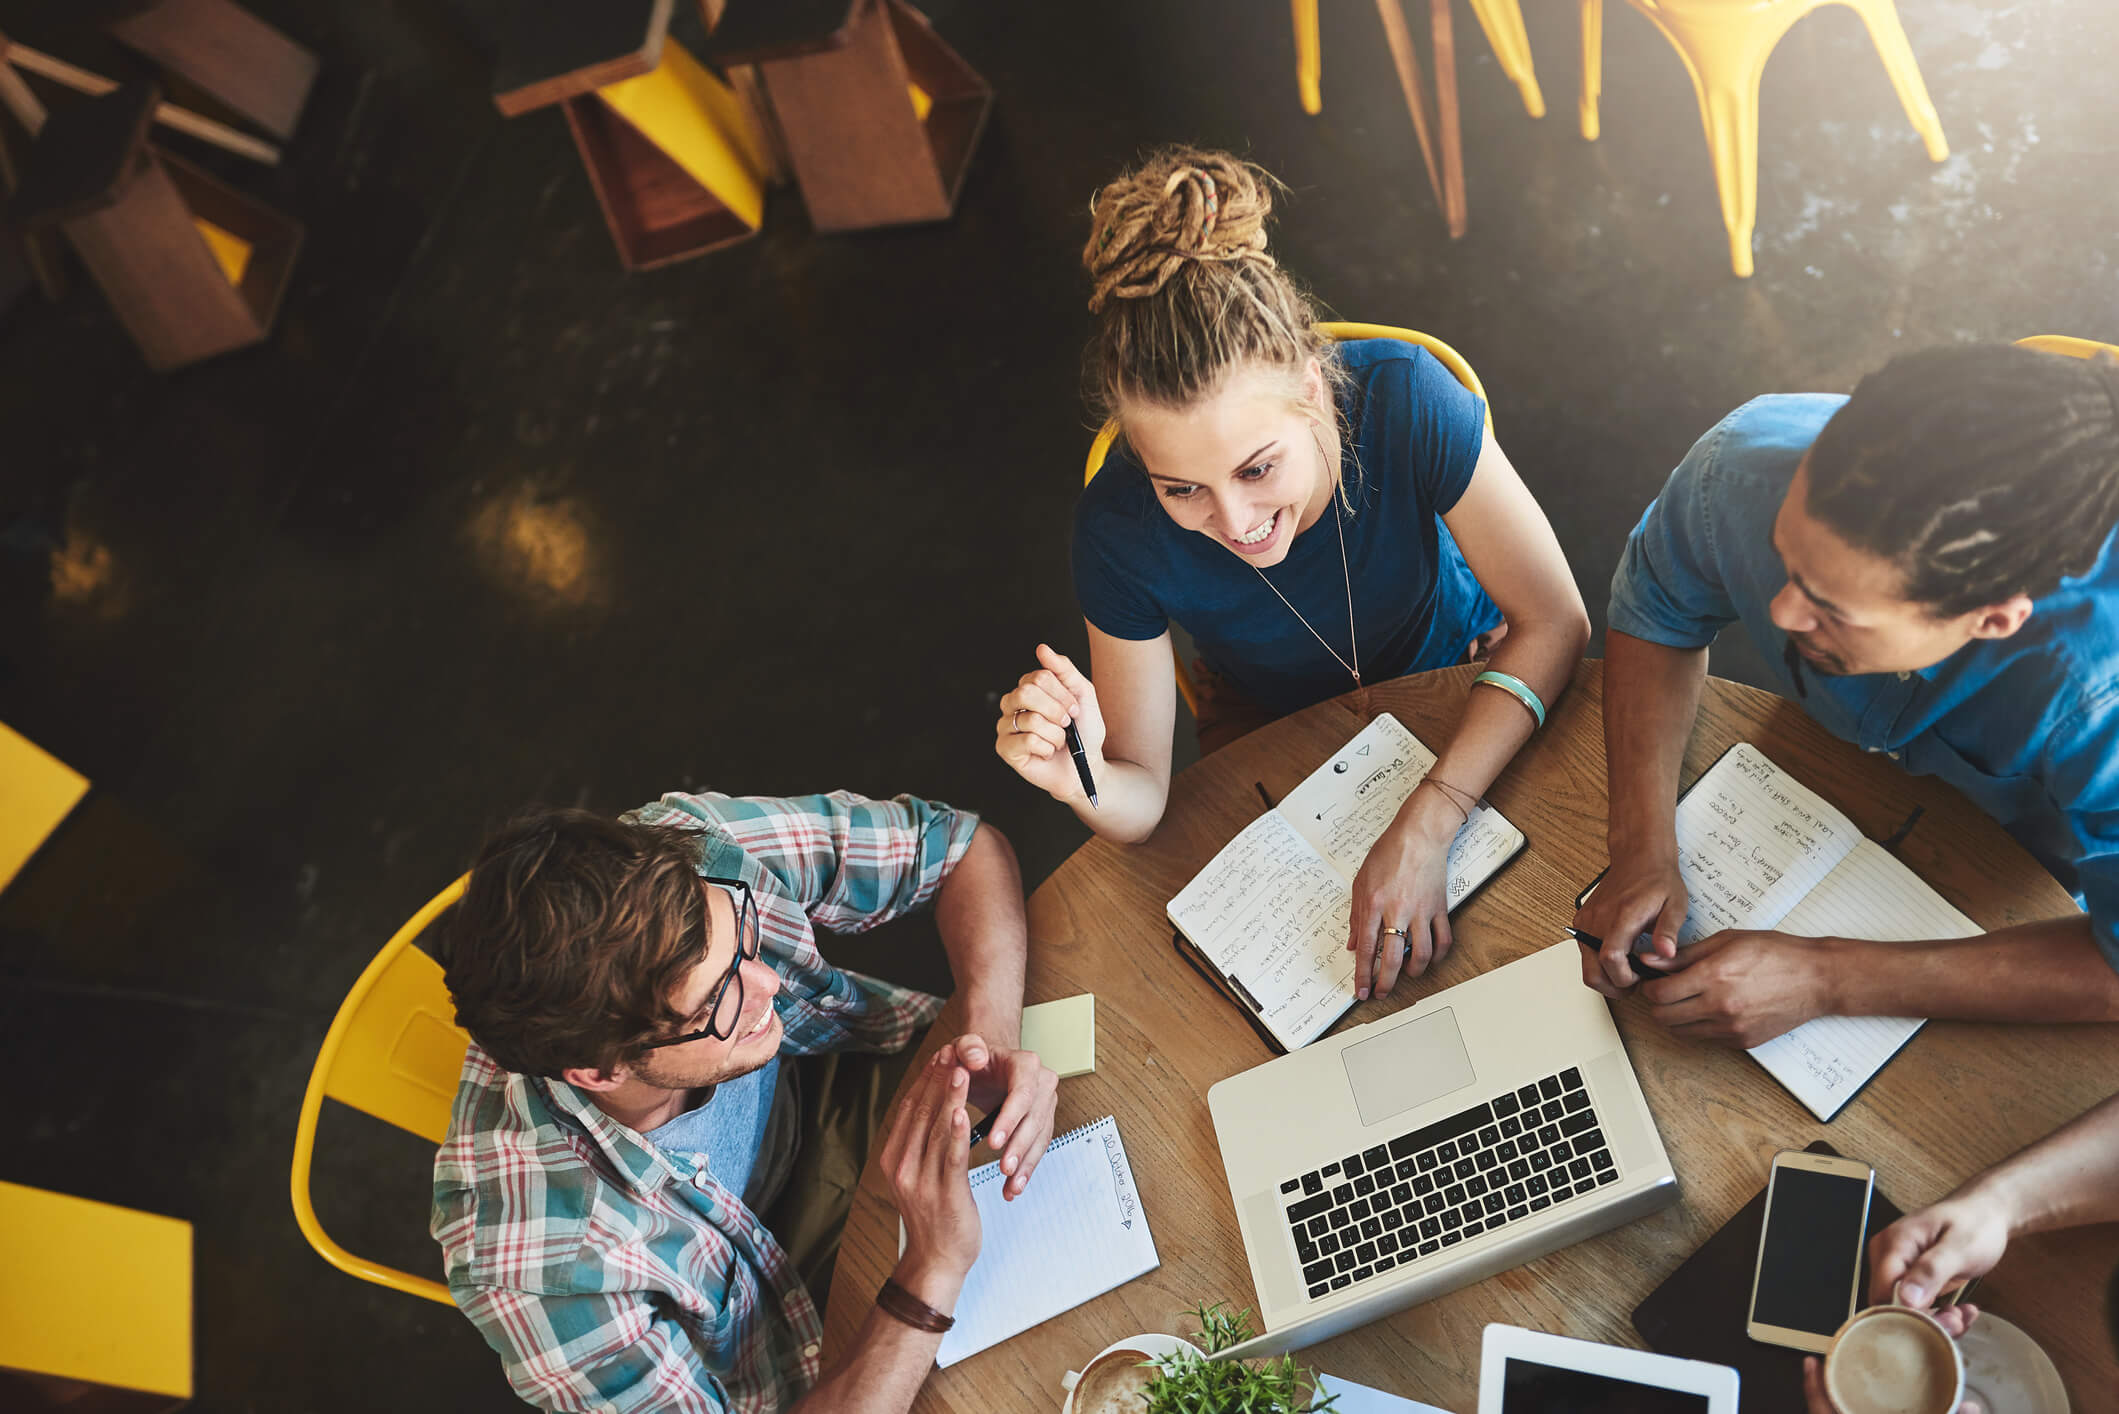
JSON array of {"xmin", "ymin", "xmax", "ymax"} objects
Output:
[
  {"xmin": 1069, "ymin": 1348, "xmax": 1158, "ymax": 1414},
  {"xmin": 1826, "ymin": 1311, "xmax": 1959, "ymax": 1414}
]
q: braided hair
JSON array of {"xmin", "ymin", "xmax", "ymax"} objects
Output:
[
  {"xmin": 1081, "ymin": 146, "xmax": 1343, "ymax": 423},
  {"xmin": 1805, "ymin": 344, "xmax": 2119, "ymax": 617}
]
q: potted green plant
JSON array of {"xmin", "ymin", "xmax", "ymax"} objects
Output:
[{"xmin": 1140, "ymin": 1303, "xmax": 1339, "ymax": 1413}]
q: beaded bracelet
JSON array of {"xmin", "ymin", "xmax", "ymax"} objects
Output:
[{"xmin": 1473, "ymin": 669, "xmax": 1546, "ymax": 728}]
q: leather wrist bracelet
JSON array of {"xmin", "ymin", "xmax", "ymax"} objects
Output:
[{"xmin": 876, "ymin": 1277, "xmax": 955, "ymax": 1333}]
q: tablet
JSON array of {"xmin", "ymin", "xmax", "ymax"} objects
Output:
[{"xmin": 1478, "ymin": 1324, "xmax": 1741, "ymax": 1414}]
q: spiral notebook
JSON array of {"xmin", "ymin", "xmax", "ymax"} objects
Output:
[
  {"xmin": 923, "ymin": 1114, "xmax": 1159, "ymax": 1367},
  {"xmin": 1166, "ymin": 712, "xmax": 1525, "ymax": 1052}
]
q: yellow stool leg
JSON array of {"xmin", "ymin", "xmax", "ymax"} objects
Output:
[
  {"xmin": 1703, "ymin": 67, "xmax": 1765, "ymax": 277},
  {"xmin": 1463, "ymin": 0, "xmax": 1546, "ymax": 118},
  {"xmin": 1845, "ymin": 0, "xmax": 1948, "ymax": 161},
  {"xmin": 1636, "ymin": 5, "xmax": 1792, "ymax": 279},
  {"xmin": 1292, "ymin": 0, "xmax": 1323, "ymax": 114},
  {"xmin": 1579, "ymin": 0, "xmax": 1603, "ymax": 141}
]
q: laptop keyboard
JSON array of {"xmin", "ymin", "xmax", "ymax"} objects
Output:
[{"xmin": 1276, "ymin": 1067, "xmax": 1618, "ymax": 1300}]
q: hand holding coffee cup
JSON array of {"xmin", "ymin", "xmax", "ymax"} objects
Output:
[
  {"xmin": 1866, "ymin": 1188, "xmax": 2012, "ymax": 1317},
  {"xmin": 1800, "ymin": 1281, "xmax": 1984, "ymax": 1414}
]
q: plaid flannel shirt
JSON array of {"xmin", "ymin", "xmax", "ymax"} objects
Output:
[{"xmin": 431, "ymin": 791, "xmax": 978, "ymax": 1414}]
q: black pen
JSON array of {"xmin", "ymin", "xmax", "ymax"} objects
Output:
[
  {"xmin": 1567, "ymin": 924, "xmax": 1672, "ymax": 969},
  {"xmin": 1064, "ymin": 720, "xmax": 1099, "ymax": 808},
  {"xmin": 968, "ymin": 1112, "xmax": 997, "ymax": 1149}
]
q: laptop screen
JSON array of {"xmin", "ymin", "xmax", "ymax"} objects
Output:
[{"xmin": 1501, "ymin": 1358, "xmax": 1711, "ymax": 1413}]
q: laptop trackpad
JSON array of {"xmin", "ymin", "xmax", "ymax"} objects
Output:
[{"xmin": 1342, "ymin": 1007, "xmax": 1476, "ymax": 1128}]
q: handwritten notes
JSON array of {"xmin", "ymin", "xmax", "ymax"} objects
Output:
[
  {"xmin": 1669, "ymin": 744, "xmax": 1987, "ymax": 1122},
  {"xmin": 1749, "ymin": 841, "xmax": 1980, "ymax": 1120},
  {"xmin": 1671, "ymin": 743, "xmax": 1854, "ymax": 945},
  {"xmin": 934, "ymin": 1116, "xmax": 1158, "ymax": 1367},
  {"xmin": 1168, "ymin": 714, "xmax": 1526, "ymax": 1050}
]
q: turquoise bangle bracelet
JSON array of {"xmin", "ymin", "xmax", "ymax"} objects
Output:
[{"xmin": 1474, "ymin": 670, "xmax": 1546, "ymax": 728}]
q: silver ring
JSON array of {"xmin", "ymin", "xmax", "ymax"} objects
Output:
[{"xmin": 1012, "ymin": 708, "xmax": 1027, "ymax": 732}]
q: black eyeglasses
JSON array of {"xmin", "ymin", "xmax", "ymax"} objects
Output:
[{"xmin": 641, "ymin": 876, "xmax": 761, "ymax": 1049}]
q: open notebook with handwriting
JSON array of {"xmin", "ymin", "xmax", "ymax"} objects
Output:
[
  {"xmin": 1166, "ymin": 713, "xmax": 1525, "ymax": 1052},
  {"xmin": 1662, "ymin": 742, "xmax": 1981, "ymax": 1121}
]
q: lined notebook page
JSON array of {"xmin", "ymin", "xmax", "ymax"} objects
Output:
[
  {"xmin": 1673, "ymin": 744, "xmax": 1859, "ymax": 946},
  {"xmin": 1281, "ymin": 713, "xmax": 1525, "ymax": 890},
  {"xmin": 1748, "ymin": 840, "xmax": 1982, "ymax": 1120},
  {"xmin": 934, "ymin": 1115, "xmax": 1159, "ymax": 1367},
  {"xmin": 1167, "ymin": 810, "xmax": 1355, "ymax": 1047},
  {"xmin": 1166, "ymin": 714, "xmax": 1524, "ymax": 1049}
]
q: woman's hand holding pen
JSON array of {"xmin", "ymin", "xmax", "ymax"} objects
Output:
[
  {"xmin": 995, "ymin": 645, "xmax": 1105, "ymax": 805},
  {"xmin": 1347, "ymin": 782, "xmax": 1461, "ymax": 999}
]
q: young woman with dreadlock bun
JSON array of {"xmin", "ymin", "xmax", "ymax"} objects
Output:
[
  {"xmin": 993, "ymin": 148, "xmax": 1589, "ymax": 1001},
  {"xmin": 1578, "ymin": 341, "xmax": 2119, "ymax": 1047}
]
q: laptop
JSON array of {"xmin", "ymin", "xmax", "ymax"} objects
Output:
[
  {"xmin": 1207, "ymin": 940, "xmax": 1678, "ymax": 1358},
  {"xmin": 1478, "ymin": 1324, "xmax": 1739, "ymax": 1412}
]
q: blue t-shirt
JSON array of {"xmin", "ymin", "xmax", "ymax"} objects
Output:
[
  {"xmin": 1609, "ymin": 393, "xmax": 2119, "ymax": 967},
  {"xmin": 1072, "ymin": 340, "xmax": 1499, "ymax": 716},
  {"xmin": 643, "ymin": 1056, "xmax": 793, "ymax": 1211}
]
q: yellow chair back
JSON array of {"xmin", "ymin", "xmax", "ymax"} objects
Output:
[
  {"xmin": 1081, "ymin": 323, "xmax": 1493, "ymax": 719},
  {"xmin": 290, "ymin": 874, "xmax": 471, "ymax": 1305},
  {"xmin": 2016, "ymin": 334, "xmax": 2119, "ymax": 362}
]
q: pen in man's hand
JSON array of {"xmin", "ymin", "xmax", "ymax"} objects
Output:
[
  {"xmin": 1566, "ymin": 924, "xmax": 1671, "ymax": 970},
  {"xmin": 967, "ymin": 1113, "xmax": 996, "ymax": 1149},
  {"xmin": 1064, "ymin": 720, "xmax": 1099, "ymax": 808}
]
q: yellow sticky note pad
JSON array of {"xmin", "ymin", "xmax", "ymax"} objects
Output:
[
  {"xmin": 908, "ymin": 81, "xmax": 932, "ymax": 122},
  {"xmin": 1020, "ymin": 994, "xmax": 1095, "ymax": 1079}
]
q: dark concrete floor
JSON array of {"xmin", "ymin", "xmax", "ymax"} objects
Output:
[{"xmin": 2, "ymin": 0, "xmax": 2114, "ymax": 1408}]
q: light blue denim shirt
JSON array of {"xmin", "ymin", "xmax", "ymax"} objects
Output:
[{"xmin": 1609, "ymin": 393, "xmax": 2119, "ymax": 966}]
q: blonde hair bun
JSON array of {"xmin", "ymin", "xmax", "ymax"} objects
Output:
[{"xmin": 1084, "ymin": 147, "xmax": 1278, "ymax": 314}]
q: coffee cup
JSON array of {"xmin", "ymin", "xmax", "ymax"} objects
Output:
[
  {"xmin": 1823, "ymin": 1302, "xmax": 1966, "ymax": 1414},
  {"xmin": 1059, "ymin": 1334, "xmax": 1203, "ymax": 1414}
]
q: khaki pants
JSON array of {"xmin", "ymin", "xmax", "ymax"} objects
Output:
[{"xmin": 762, "ymin": 1043, "xmax": 925, "ymax": 1302}]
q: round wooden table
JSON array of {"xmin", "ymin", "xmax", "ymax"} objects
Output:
[{"xmin": 825, "ymin": 661, "xmax": 2119, "ymax": 1411}]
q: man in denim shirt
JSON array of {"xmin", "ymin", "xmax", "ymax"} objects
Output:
[{"xmin": 1576, "ymin": 344, "xmax": 2119, "ymax": 1047}]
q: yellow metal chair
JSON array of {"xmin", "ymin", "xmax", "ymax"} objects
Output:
[
  {"xmin": 0, "ymin": 1181, "xmax": 192, "ymax": 1410},
  {"xmin": 0, "ymin": 720, "xmax": 88, "ymax": 893},
  {"xmin": 1577, "ymin": 0, "xmax": 1948, "ymax": 277},
  {"xmin": 2016, "ymin": 334, "xmax": 2119, "ymax": 362},
  {"xmin": 290, "ymin": 874, "xmax": 471, "ymax": 1306},
  {"xmin": 1291, "ymin": 0, "xmax": 1547, "ymax": 119},
  {"xmin": 1082, "ymin": 321, "xmax": 1492, "ymax": 718}
]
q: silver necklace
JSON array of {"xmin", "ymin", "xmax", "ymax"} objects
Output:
[{"xmin": 1249, "ymin": 430, "xmax": 1360, "ymax": 687}]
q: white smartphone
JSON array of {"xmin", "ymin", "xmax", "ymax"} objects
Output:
[{"xmin": 1747, "ymin": 1149, "xmax": 1877, "ymax": 1352}]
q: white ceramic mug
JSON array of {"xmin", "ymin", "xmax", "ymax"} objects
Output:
[
  {"xmin": 1823, "ymin": 1302, "xmax": 1967, "ymax": 1414},
  {"xmin": 1059, "ymin": 1334, "xmax": 1203, "ymax": 1414}
]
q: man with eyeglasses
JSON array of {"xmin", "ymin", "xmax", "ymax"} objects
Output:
[{"xmin": 430, "ymin": 791, "xmax": 1059, "ymax": 1414}]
